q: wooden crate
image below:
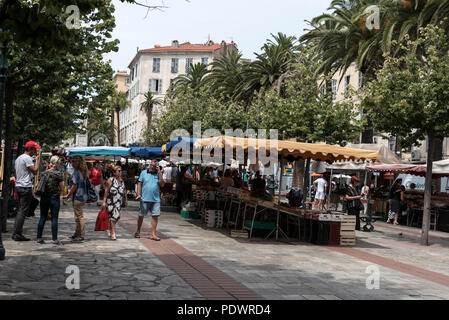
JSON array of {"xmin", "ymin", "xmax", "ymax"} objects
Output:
[
  {"xmin": 340, "ymin": 238, "xmax": 356, "ymax": 246},
  {"xmin": 342, "ymin": 215, "xmax": 356, "ymax": 222},
  {"xmin": 231, "ymin": 229, "xmax": 248, "ymax": 239},
  {"xmin": 340, "ymin": 230, "xmax": 355, "ymax": 238},
  {"xmin": 341, "ymin": 224, "xmax": 355, "ymax": 231}
]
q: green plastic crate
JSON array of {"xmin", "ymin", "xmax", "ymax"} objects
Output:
[
  {"xmin": 180, "ymin": 210, "xmax": 191, "ymax": 219},
  {"xmin": 244, "ymin": 220, "xmax": 275, "ymax": 230}
]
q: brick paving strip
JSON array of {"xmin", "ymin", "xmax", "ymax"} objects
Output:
[
  {"xmin": 118, "ymin": 210, "xmax": 263, "ymax": 300},
  {"xmin": 328, "ymin": 246, "xmax": 449, "ymax": 288}
]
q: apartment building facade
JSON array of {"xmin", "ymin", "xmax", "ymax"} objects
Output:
[
  {"xmin": 329, "ymin": 63, "xmax": 449, "ymax": 161},
  {"xmin": 113, "ymin": 71, "xmax": 130, "ymax": 146},
  {"xmin": 119, "ymin": 40, "xmax": 238, "ymax": 146}
]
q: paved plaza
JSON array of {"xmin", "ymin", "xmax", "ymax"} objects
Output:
[{"xmin": 1, "ymin": 201, "xmax": 449, "ymax": 300}]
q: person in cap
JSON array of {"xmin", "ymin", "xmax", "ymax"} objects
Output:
[{"xmin": 12, "ymin": 141, "xmax": 41, "ymax": 241}]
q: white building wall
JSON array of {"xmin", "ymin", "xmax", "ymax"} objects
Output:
[{"xmin": 120, "ymin": 50, "xmax": 216, "ymax": 145}]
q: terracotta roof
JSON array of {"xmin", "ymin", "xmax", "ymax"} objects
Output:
[
  {"xmin": 115, "ymin": 71, "xmax": 129, "ymax": 76},
  {"xmin": 139, "ymin": 42, "xmax": 236, "ymax": 53}
]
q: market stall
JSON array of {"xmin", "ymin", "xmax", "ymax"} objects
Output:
[
  {"xmin": 189, "ymin": 136, "xmax": 380, "ymax": 244},
  {"xmin": 366, "ymin": 163, "xmax": 449, "ymax": 231}
]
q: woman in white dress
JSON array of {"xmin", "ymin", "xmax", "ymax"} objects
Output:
[{"xmin": 102, "ymin": 165, "xmax": 127, "ymax": 240}]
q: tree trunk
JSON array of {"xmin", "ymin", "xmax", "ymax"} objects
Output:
[
  {"xmin": 303, "ymin": 158, "xmax": 311, "ymax": 201},
  {"xmin": 421, "ymin": 134, "xmax": 435, "ymax": 246},
  {"xmin": 115, "ymin": 107, "xmax": 120, "ymax": 146},
  {"xmin": 1, "ymin": 82, "xmax": 13, "ymax": 232},
  {"xmin": 292, "ymin": 159, "xmax": 304, "ymax": 190},
  {"xmin": 147, "ymin": 106, "xmax": 153, "ymax": 134},
  {"xmin": 431, "ymin": 137, "xmax": 443, "ymax": 193},
  {"xmin": 109, "ymin": 109, "xmax": 115, "ymax": 147},
  {"xmin": 361, "ymin": 114, "xmax": 374, "ymax": 144}
]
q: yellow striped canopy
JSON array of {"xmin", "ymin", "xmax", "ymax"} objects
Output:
[{"xmin": 193, "ymin": 136, "xmax": 380, "ymax": 162}]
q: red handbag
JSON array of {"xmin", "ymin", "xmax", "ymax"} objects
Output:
[{"xmin": 95, "ymin": 208, "xmax": 109, "ymax": 231}]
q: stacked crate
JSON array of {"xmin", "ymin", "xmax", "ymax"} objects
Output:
[
  {"xmin": 193, "ymin": 190, "xmax": 206, "ymax": 200},
  {"xmin": 205, "ymin": 210, "xmax": 224, "ymax": 228},
  {"xmin": 340, "ymin": 215, "xmax": 356, "ymax": 246}
]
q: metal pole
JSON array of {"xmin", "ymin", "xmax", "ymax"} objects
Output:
[
  {"xmin": 276, "ymin": 160, "xmax": 284, "ymax": 240},
  {"xmin": 328, "ymin": 168, "xmax": 333, "ymax": 211},
  {"xmin": 0, "ymin": 37, "xmax": 8, "ymax": 261}
]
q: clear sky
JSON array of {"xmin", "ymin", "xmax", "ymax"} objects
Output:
[{"xmin": 104, "ymin": 0, "xmax": 331, "ymax": 71}]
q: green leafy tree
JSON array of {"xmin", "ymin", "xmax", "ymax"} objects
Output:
[
  {"xmin": 362, "ymin": 24, "xmax": 449, "ymax": 246},
  {"xmin": 248, "ymin": 48, "xmax": 362, "ymax": 190},
  {"xmin": 301, "ymin": 0, "xmax": 449, "ymax": 143},
  {"xmin": 147, "ymin": 85, "xmax": 247, "ymax": 146}
]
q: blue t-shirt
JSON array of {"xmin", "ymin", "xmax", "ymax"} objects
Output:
[
  {"xmin": 138, "ymin": 170, "xmax": 160, "ymax": 203},
  {"xmin": 71, "ymin": 170, "xmax": 88, "ymax": 202}
]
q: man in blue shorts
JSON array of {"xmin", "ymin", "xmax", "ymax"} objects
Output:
[{"xmin": 135, "ymin": 160, "xmax": 165, "ymax": 240}]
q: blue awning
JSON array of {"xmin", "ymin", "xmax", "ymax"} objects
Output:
[
  {"xmin": 130, "ymin": 147, "xmax": 165, "ymax": 160},
  {"xmin": 162, "ymin": 137, "xmax": 198, "ymax": 154},
  {"xmin": 67, "ymin": 147, "xmax": 131, "ymax": 157}
]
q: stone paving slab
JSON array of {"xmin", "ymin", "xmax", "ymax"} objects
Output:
[
  {"xmin": 0, "ymin": 202, "xmax": 203, "ymax": 300},
  {"xmin": 2, "ymin": 200, "xmax": 449, "ymax": 300},
  {"xmin": 133, "ymin": 204, "xmax": 449, "ymax": 300}
]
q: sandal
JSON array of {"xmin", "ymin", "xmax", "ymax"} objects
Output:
[
  {"xmin": 150, "ymin": 236, "xmax": 161, "ymax": 241},
  {"xmin": 111, "ymin": 234, "xmax": 117, "ymax": 241},
  {"xmin": 394, "ymin": 222, "xmax": 399, "ymax": 225},
  {"xmin": 134, "ymin": 232, "xmax": 140, "ymax": 238}
]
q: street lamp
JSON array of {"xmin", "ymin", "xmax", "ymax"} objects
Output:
[{"xmin": 0, "ymin": 33, "xmax": 8, "ymax": 261}]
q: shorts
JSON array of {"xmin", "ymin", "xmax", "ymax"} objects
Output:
[
  {"xmin": 139, "ymin": 201, "xmax": 161, "ymax": 217},
  {"xmin": 315, "ymin": 191, "xmax": 325, "ymax": 200}
]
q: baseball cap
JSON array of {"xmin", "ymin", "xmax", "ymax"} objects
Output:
[{"xmin": 25, "ymin": 141, "xmax": 41, "ymax": 149}]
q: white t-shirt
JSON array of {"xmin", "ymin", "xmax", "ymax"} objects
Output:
[
  {"xmin": 162, "ymin": 166, "xmax": 172, "ymax": 180},
  {"xmin": 315, "ymin": 178, "xmax": 328, "ymax": 193},
  {"xmin": 15, "ymin": 154, "xmax": 35, "ymax": 188}
]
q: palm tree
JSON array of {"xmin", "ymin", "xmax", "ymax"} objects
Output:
[
  {"xmin": 237, "ymin": 34, "xmax": 299, "ymax": 104},
  {"xmin": 300, "ymin": 0, "xmax": 384, "ymax": 81},
  {"xmin": 140, "ymin": 91, "xmax": 163, "ymax": 133},
  {"xmin": 208, "ymin": 50, "xmax": 245, "ymax": 101},
  {"xmin": 172, "ymin": 62, "xmax": 210, "ymax": 97},
  {"xmin": 110, "ymin": 91, "xmax": 130, "ymax": 146}
]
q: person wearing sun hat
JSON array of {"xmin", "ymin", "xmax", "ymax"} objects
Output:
[{"xmin": 12, "ymin": 141, "xmax": 41, "ymax": 241}]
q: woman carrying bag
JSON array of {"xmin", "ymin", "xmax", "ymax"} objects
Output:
[{"xmin": 102, "ymin": 165, "xmax": 127, "ymax": 240}]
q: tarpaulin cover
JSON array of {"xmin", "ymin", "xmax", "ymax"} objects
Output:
[
  {"xmin": 162, "ymin": 137, "xmax": 198, "ymax": 154},
  {"xmin": 130, "ymin": 147, "xmax": 165, "ymax": 159},
  {"xmin": 194, "ymin": 136, "xmax": 380, "ymax": 162},
  {"xmin": 67, "ymin": 147, "xmax": 131, "ymax": 157}
]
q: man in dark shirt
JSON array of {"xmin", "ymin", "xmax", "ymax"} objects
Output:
[{"xmin": 251, "ymin": 171, "xmax": 266, "ymax": 196}]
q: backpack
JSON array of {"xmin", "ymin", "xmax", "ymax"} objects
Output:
[{"xmin": 34, "ymin": 172, "xmax": 48, "ymax": 196}]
